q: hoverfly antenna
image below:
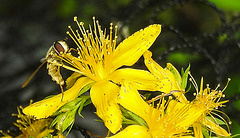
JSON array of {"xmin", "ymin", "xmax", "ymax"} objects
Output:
[{"xmin": 63, "ymin": 37, "xmax": 68, "ymax": 42}]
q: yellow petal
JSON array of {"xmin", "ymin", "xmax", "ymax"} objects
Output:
[
  {"xmin": 166, "ymin": 100, "xmax": 204, "ymax": 128},
  {"xmin": 65, "ymin": 72, "xmax": 83, "ymax": 89},
  {"xmin": 143, "ymin": 50, "xmax": 188, "ymax": 102},
  {"xmin": 143, "ymin": 50, "xmax": 166, "ymax": 79},
  {"xmin": 90, "ymin": 80, "xmax": 121, "ymax": 134},
  {"xmin": 111, "ymin": 24, "xmax": 161, "ymax": 71},
  {"xmin": 143, "ymin": 51, "xmax": 179, "ymax": 89},
  {"xmin": 202, "ymin": 117, "xmax": 230, "ymax": 136},
  {"xmin": 118, "ymin": 82, "xmax": 150, "ymax": 122},
  {"xmin": 109, "ymin": 125, "xmax": 151, "ymax": 138},
  {"xmin": 109, "ymin": 68, "xmax": 172, "ymax": 93},
  {"xmin": 23, "ymin": 77, "xmax": 93, "ymax": 119},
  {"xmin": 192, "ymin": 123, "xmax": 204, "ymax": 138}
]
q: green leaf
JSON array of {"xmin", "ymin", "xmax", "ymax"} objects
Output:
[
  {"xmin": 181, "ymin": 68, "xmax": 184, "ymax": 77},
  {"xmin": 122, "ymin": 115, "xmax": 139, "ymax": 125},
  {"xmin": 52, "ymin": 109, "xmax": 77, "ymax": 134},
  {"xmin": 205, "ymin": 116, "xmax": 226, "ymax": 125},
  {"xmin": 52, "ymin": 83, "xmax": 93, "ymax": 116},
  {"xmin": 50, "ymin": 83, "xmax": 93, "ymax": 135},
  {"xmin": 121, "ymin": 106, "xmax": 132, "ymax": 119},
  {"xmin": 120, "ymin": 106, "xmax": 148, "ymax": 127},
  {"xmin": 50, "ymin": 96, "xmax": 91, "ymax": 134},
  {"xmin": 50, "ymin": 113, "xmax": 64, "ymax": 128},
  {"xmin": 78, "ymin": 96, "xmax": 91, "ymax": 118},
  {"xmin": 52, "ymin": 97, "xmax": 82, "ymax": 116},
  {"xmin": 202, "ymin": 126, "xmax": 210, "ymax": 138},
  {"xmin": 180, "ymin": 64, "xmax": 190, "ymax": 90},
  {"xmin": 58, "ymin": 109, "xmax": 76, "ymax": 134},
  {"xmin": 77, "ymin": 82, "xmax": 93, "ymax": 97},
  {"xmin": 126, "ymin": 110, "xmax": 148, "ymax": 127},
  {"xmin": 166, "ymin": 63, "xmax": 182, "ymax": 86},
  {"xmin": 185, "ymin": 85, "xmax": 191, "ymax": 93},
  {"xmin": 83, "ymin": 98, "xmax": 92, "ymax": 106}
]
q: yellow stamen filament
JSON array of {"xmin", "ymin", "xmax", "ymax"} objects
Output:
[
  {"xmin": 210, "ymin": 111, "xmax": 231, "ymax": 133},
  {"xmin": 222, "ymin": 78, "xmax": 231, "ymax": 92},
  {"xmin": 53, "ymin": 16, "xmax": 119, "ymax": 81},
  {"xmin": 188, "ymin": 72, "xmax": 199, "ymax": 95}
]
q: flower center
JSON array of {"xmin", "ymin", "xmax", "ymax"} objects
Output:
[{"xmin": 65, "ymin": 17, "xmax": 118, "ymax": 81}]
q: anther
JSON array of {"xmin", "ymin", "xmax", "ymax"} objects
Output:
[{"xmin": 74, "ymin": 16, "xmax": 78, "ymax": 21}]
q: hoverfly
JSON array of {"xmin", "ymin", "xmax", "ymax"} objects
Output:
[{"xmin": 22, "ymin": 39, "xmax": 70, "ymax": 98}]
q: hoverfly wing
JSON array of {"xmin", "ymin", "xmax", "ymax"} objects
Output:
[
  {"xmin": 40, "ymin": 57, "xmax": 47, "ymax": 63},
  {"xmin": 22, "ymin": 60, "xmax": 47, "ymax": 88}
]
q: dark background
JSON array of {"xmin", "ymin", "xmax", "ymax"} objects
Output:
[{"xmin": 0, "ymin": 0, "xmax": 240, "ymax": 137}]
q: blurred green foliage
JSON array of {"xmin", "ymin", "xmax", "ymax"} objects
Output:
[
  {"xmin": 57, "ymin": 0, "xmax": 78, "ymax": 18},
  {"xmin": 167, "ymin": 52, "xmax": 200, "ymax": 65},
  {"xmin": 209, "ymin": 0, "xmax": 240, "ymax": 11},
  {"xmin": 231, "ymin": 119, "xmax": 240, "ymax": 136},
  {"xmin": 226, "ymin": 75, "xmax": 240, "ymax": 97}
]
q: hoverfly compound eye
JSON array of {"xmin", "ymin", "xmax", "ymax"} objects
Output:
[{"xmin": 53, "ymin": 40, "xmax": 69, "ymax": 54}]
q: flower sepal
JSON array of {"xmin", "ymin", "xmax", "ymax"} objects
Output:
[
  {"xmin": 165, "ymin": 63, "xmax": 190, "ymax": 90},
  {"xmin": 50, "ymin": 95, "xmax": 91, "ymax": 134},
  {"xmin": 49, "ymin": 83, "xmax": 92, "ymax": 135},
  {"xmin": 120, "ymin": 106, "xmax": 148, "ymax": 128},
  {"xmin": 180, "ymin": 64, "xmax": 190, "ymax": 90}
]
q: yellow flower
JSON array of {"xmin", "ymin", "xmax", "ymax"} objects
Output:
[
  {"xmin": 143, "ymin": 50, "xmax": 188, "ymax": 103},
  {"xmin": 0, "ymin": 107, "xmax": 65, "ymax": 138},
  {"xmin": 111, "ymin": 75, "xmax": 231, "ymax": 137},
  {"xmin": 111, "ymin": 82, "xmax": 194, "ymax": 137},
  {"xmin": 190, "ymin": 77, "xmax": 231, "ymax": 137},
  {"xmin": 24, "ymin": 17, "xmax": 172, "ymax": 133}
]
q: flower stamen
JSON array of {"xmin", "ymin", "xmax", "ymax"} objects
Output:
[
  {"xmin": 61, "ymin": 17, "xmax": 119, "ymax": 80},
  {"xmin": 188, "ymin": 72, "xmax": 199, "ymax": 95}
]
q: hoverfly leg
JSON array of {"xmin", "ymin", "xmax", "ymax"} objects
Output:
[
  {"xmin": 56, "ymin": 65, "xmax": 65, "ymax": 101},
  {"xmin": 60, "ymin": 84, "xmax": 64, "ymax": 101},
  {"xmin": 146, "ymin": 90, "xmax": 182, "ymax": 104},
  {"xmin": 68, "ymin": 48, "xmax": 78, "ymax": 52}
]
